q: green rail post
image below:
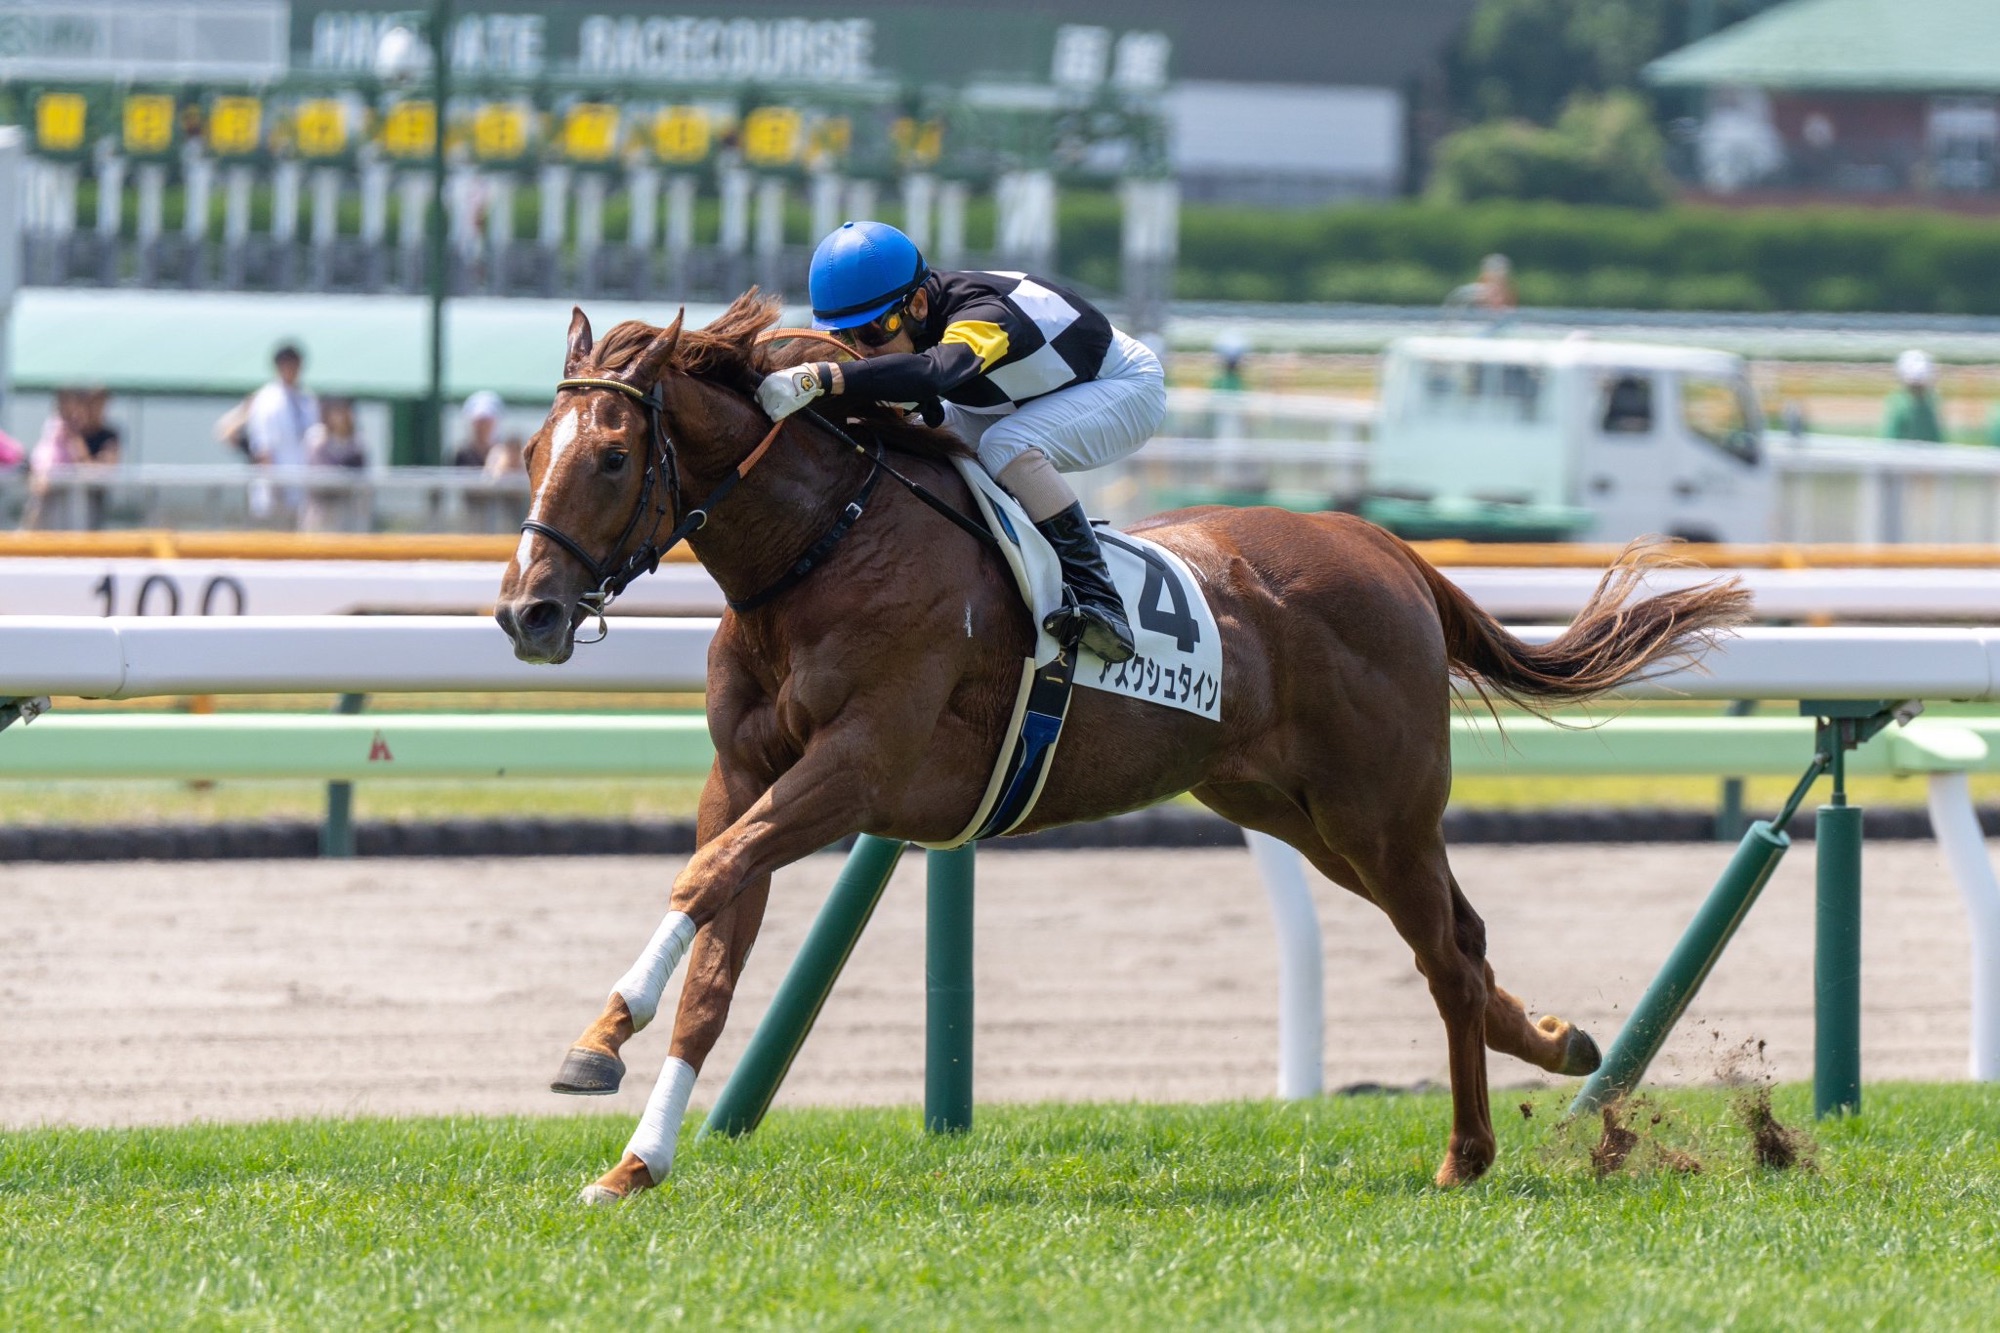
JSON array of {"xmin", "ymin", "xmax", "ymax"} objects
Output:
[
  {"xmin": 320, "ymin": 693, "xmax": 367, "ymax": 857},
  {"xmin": 1569, "ymin": 819, "xmax": 1792, "ymax": 1116},
  {"xmin": 925, "ymin": 844, "xmax": 976, "ymax": 1133},
  {"xmin": 701, "ymin": 834, "xmax": 907, "ymax": 1137},
  {"xmin": 1816, "ymin": 727, "xmax": 1864, "ymax": 1118}
]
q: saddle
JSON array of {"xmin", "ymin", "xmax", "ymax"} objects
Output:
[{"xmin": 921, "ymin": 463, "xmax": 1223, "ymax": 849}]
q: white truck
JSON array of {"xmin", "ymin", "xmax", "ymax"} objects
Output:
[{"xmin": 1362, "ymin": 335, "xmax": 1772, "ymax": 543}]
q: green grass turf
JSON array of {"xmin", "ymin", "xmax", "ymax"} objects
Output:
[{"xmin": 4, "ymin": 1087, "xmax": 1997, "ymax": 1328}]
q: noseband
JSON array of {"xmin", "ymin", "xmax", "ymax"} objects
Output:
[{"xmin": 520, "ymin": 375, "xmax": 788, "ymax": 639}]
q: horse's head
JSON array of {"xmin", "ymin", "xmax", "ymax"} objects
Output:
[
  {"xmin": 495, "ymin": 306, "xmax": 690, "ymax": 663},
  {"xmin": 496, "ymin": 291, "xmax": 965, "ymax": 662}
]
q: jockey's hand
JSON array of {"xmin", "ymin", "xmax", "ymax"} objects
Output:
[{"xmin": 756, "ymin": 364, "xmax": 832, "ymax": 421}]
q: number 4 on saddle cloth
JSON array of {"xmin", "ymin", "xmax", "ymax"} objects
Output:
[{"xmin": 920, "ymin": 460, "xmax": 1224, "ymax": 850}]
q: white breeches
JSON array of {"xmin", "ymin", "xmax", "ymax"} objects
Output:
[{"xmin": 942, "ymin": 330, "xmax": 1166, "ymax": 477}]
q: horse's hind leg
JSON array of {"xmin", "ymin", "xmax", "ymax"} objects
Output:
[
  {"xmin": 1199, "ymin": 782, "xmax": 1496, "ymax": 1184},
  {"xmin": 1457, "ymin": 873, "xmax": 1602, "ymax": 1079},
  {"xmin": 1337, "ymin": 831, "xmax": 1498, "ymax": 1187},
  {"xmin": 1197, "ymin": 782, "xmax": 1597, "ymax": 1080}
]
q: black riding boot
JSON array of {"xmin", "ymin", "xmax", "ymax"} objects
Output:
[{"xmin": 1035, "ymin": 503, "xmax": 1137, "ymax": 662}]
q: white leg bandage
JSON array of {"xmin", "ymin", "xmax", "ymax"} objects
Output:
[
  {"xmin": 626, "ymin": 1056, "xmax": 698, "ymax": 1179},
  {"xmin": 611, "ymin": 910, "xmax": 697, "ymax": 1031}
]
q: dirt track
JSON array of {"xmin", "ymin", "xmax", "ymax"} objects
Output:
[{"xmin": 0, "ymin": 842, "xmax": 1978, "ymax": 1128}]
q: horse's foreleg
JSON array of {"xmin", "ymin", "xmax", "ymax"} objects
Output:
[
  {"xmin": 577, "ymin": 726, "xmax": 916, "ymax": 1203},
  {"xmin": 552, "ymin": 761, "xmax": 754, "ymax": 1098},
  {"xmin": 580, "ymin": 875, "xmax": 772, "ymax": 1204}
]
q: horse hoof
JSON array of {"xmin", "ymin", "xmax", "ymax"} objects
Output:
[
  {"xmin": 550, "ymin": 1046, "xmax": 625, "ymax": 1095},
  {"xmin": 578, "ymin": 1184, "xmax": 626, "ymax": 1206},
  {"xmin": 1560, "ymin": 1026, "xmax": 1603, "ymax": 1078},
  {"xmin": 1433, "ymin": 1154, "xmax": 1491, "ymax": 1189}
]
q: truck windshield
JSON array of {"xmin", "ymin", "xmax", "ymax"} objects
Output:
[
  {"xmin": 1599, "ymin": 375, "xmax": 1653, "ymax": 434},
  {"xmin": 1682, "ymin": 376, "xmax": 1760, "ymax": 463},
  {"xmin": 1417, "ymin": 360, "xmax": 1544, "ymax": 423}
]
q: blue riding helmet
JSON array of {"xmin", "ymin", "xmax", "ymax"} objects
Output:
[{"xmin": 809, "ymin": 220, "xmax": 929, "ymax": 330}]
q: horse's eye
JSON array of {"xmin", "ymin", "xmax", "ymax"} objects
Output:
[{"xmin": 603, "ymin": 450, "xmax": 629, "ymax": 475}]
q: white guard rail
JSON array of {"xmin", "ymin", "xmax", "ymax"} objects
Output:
[
  {"xmin": 0, "ymin": 558, "xmax": 724, "ymax": 618},
  {"xmin": 8, "ymin": 618, "xmax": 2000, "ymax": 702},
  {"xmin": 17, "ymin": 558, "xmax": 2000, "ymax": 623},
  {"xmin": 0, "ymin": 615, "xmax": 714, "ymax": 698},
  {"xmin": 6, "ymin": 617, "xmax": 2000, "ymax": 1093}
]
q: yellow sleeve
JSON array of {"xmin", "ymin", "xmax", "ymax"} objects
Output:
[{"xmin": 940, "ymin": 320, "xmax": 1010, "ymax": 369}]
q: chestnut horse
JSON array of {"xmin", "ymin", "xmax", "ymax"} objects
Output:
[{"xmin": 496, "ymin": 294, "xmax": 1747, "ymax": 1202}]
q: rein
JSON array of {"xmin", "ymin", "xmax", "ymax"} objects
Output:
[{"xmin": 523, "ymin": 353, "xmax": 999, "ymax": 637}]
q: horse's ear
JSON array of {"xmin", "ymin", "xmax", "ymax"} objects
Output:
[
  {"xmin": 564, "ymin": 307, "xmax": 594, "ymax": 376},
  {"xmin": 633, "ymin": 308, "xmax": 685, "ymax": 386}
]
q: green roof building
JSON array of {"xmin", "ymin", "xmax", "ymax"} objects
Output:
[{"xmin": 1646, "ymin": 0, "xmax": 1998, "ymax": 198}]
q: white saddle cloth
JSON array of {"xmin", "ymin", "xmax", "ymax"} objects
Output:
[{"xmin": 953, "ymin": 459, "xmax": 1223, "ymax": 722}]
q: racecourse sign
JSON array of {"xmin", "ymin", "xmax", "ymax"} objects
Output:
[
  {"xmin": 573, "ymin": 16, "xmax": 875, "ymax": 85},
  {"xmin": 294, "ymin": 4, "xmax": 1152, "ymax": 91}
]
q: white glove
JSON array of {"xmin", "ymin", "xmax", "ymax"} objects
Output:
[{"xmin": 756, "ymin": 363, "xmax": 830, "ymax": 421}]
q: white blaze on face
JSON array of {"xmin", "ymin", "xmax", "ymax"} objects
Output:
[{"xmin": 514, "ymin": 405, "xmax": 582, "ymax": 569}]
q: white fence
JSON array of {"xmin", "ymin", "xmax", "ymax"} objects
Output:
[
  {"xmin": 5, "ymin": 617, "xmax": 2000, "ymax": 1090},
  {"xmin": 12, "ymin": 617, "xmax": 2000, "ymax": 702},
  {"xmin": 14, "ymin": 556, "xmax": 2000, "ymax": 623}
]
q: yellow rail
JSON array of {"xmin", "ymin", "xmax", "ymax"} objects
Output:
[{"xmin": 6, "ymin": 530, "xmax": 2000, "ymax": 569}]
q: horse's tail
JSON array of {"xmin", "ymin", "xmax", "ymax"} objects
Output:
[{"xmin": 1405, "ymin": 538, "xmax": 1752, "ymax": 713}]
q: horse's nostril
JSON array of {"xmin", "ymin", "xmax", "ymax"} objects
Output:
[{"xmin": 519, "ymin": 600, "xmax": 565, "ymax": 636}]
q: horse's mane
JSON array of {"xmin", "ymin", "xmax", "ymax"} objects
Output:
[{"xmin": 581, "ymin": 291, "xmax": 971, "ymax": 465}]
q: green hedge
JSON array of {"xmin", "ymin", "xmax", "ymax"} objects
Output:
[{"xmin": 1057, "ymin": 196, "xmax": 2000, "ymax": 315}]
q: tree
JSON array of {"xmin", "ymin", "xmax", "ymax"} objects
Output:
[
  {"xmin": 1427, "ymin": 92, "xmax": 1674, "ymax": 207},
  {"xmin": 1447, "ymin": 0, "xmax": 1788, "ymax": 125}
]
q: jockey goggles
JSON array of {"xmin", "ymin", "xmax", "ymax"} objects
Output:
[{"xmin": 833, "ymin": 299, "xmax": 916, "ymax": 350}]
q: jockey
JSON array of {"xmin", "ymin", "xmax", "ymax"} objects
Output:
[{"xmin": 756, "ymin": 220, "xmax": 1163, "ymax": 663}]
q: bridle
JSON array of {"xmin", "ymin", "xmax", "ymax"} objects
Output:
[
  {"xmin": 519, "ymin": 374, "xmax": 789, "ymax": 642},
  {"xmin": 520, "ymin": 329, "xmax": 999, "ymax": 642}
]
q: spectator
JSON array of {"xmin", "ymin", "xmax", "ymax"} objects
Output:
[
  {"xmin": 306, "ymin": 397, "xmax": 367, "ymax": 470},
  {"xmin": 477, "ymin": 433, "xmax": 531, "ymax": 531},
  {"xmin": 453, "ymin": 391, "xmax": 504, "ymax": 468},
  {"xmin": 70, "ymin": 388, "xmax": 122, "ymax": 466},
  {"xmin": 213, "ymin": 393, "xmax": 256, "ymax": 461},
  {"xmin": 1882, "ymin": 350, "xmax": 1945, "ymax": 443},
  {"xmin": 246, "ymin": 343, "xmax": 319, "ymax": 521},
  {"xmin": 302, "ymin": 396, "xmax": 367, "ymax": 532},
  {"xmin": 1210, "ymin": 333, "xmax": 1248, "ymax": 393},
  {"xmin": 1449, "ymin": 254, "xmax": 1517, "ymax": 314},
  {"xmin": 482, "ymin": 434, "xmax": 526, "ymax": 479},
  {"xmin": 21, "ymin": 389, "xmax": 121, "ymax": 529},
  {"xmin": 0, "ymin": 424, "xmax": 25, "ymax": 468}
]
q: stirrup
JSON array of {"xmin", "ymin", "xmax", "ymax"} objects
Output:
[{"xmin": 1044, "ymin": 599, "xmax": 1135, "ymax": 663}]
